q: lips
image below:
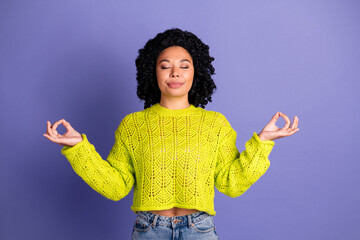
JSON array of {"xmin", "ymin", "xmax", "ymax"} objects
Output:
[{"xmin": 167, "ymin": 82, "xmax": 184, "ymax": 88}]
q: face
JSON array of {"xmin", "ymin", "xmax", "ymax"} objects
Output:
[{"xmin": 156, "ymin": 46, "xmax": 194, "ymax": 101}]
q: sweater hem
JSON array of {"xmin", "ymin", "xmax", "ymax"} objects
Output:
[{"xmin": 130, "ymin": 204, "xmax": 216, "ymax": 216}]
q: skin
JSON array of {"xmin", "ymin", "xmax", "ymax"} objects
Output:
[
  {"xmin": 156, "ymin": 46, "xmax": 194, "ymax": 110},
  {"xmin": 43, "ymin": 45, "xmax": 300, "ymax": 217}
]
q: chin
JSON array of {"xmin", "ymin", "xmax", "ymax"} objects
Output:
[{"xmin": 161, "ymin": 90, "xmax": 189, "ymax": 97}]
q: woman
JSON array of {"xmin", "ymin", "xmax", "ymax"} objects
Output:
[{"xmin": 43, "ymin": 28, "xmax": 299, "ymax": 240}]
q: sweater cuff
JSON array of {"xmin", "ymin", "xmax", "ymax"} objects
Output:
[
  {"xmin": 251, "ymin": 132, "xmax": 275, "ymax": 157},
  {"xmin": 253, "ymin": 132, "xmax": 275, "ymax": 145},
  {"xmin": 61, "ymin": 134, "xmax": 88, "ymax": 156}
]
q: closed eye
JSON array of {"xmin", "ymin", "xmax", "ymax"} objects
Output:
[{"xmin": 161, "ymin": 66, "xmax": 189, "ymax": 69}]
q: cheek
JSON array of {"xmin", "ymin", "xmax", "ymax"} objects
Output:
[
  {"xmin": 156, "ymin": 75, "xmax": 168, "ymax": 91},
  {"xmin": 156, "ymin": 70, "xmax": 167, "ymax": 81},
  {"xmin": 185, "ymin": 71, "xmax": 194, "ymax": 82},
  {"xmin": 156, "ymin": 72, "xmax": 165, "ymax": 86}
]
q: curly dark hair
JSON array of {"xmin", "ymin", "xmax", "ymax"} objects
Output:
[{"xmin": 135, "ymin": 28, "xmax": 216, "ymax": 109}]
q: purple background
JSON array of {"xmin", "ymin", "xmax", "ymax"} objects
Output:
[{"xmin": 1, "ymin": 0, "xmax": 359, "ymax": 239}]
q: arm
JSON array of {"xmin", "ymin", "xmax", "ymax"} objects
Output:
[
  {"xmin": 214, "ymin": 117, "xmax": 275, "ymax": 198},
  {"xmin": 61, "ymin": 119, "xmax": 135, "ymax": 201}
]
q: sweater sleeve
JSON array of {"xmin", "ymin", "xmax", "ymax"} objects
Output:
[
  {"xmin": 214, "ymin": 115, "xmax": 275, "ymax": 198},
  {"xmin": 60, "ymin": 119, "xmax": 135, "ymax": 201}
]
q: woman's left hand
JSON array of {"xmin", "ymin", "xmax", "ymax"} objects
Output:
[{"xmin": 258, "ymin": 112, "xmax": 299, "ymax": 141}]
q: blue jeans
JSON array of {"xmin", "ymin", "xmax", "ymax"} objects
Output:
[{"xmin": 131, "ymin": 211, "xmax": 219, "ymax": 240}]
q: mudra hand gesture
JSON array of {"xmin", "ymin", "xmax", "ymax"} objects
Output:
[
  {"xmin": 258, "ymin": 112, "xmax": 299, "ymax": 141},
  {"xmin": 43, "ymin": 119, "xmax": 83, "ymax": 147}
]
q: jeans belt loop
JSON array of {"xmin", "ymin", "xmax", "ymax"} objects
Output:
[
  {"xmin": 151, "ymin": 214, "xmax": 159, "ymax": 228},
  {"xmin": 187, "ymin": 214, "xmax": 194, "ymax": 228}
]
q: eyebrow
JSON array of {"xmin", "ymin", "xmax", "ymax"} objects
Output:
[{"xmin": 159, "ymin": 59, "xmax": 192, "ymax": 64}]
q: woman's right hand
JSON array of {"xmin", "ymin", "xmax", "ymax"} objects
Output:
[{"xmin": 43, "ymin": 119, "xmax": 83, "ymax": 147}]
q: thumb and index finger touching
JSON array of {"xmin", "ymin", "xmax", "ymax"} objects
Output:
[
  {"xmin": 60, "ymin": 119, "xmax": 75, "ymax": 132},
  {"xmin": 270, "ymin": 112, "xmax": 280, "ymax": 121},
  {"xmin": 45, "ymin": 119, "xmax": 74, "ymax": 139},
  {"xmin": 52, "ymin": 119, "xmax": 74, "ymax": 131},
  {"xmin": 270, "ymin": 112, "xmax": 298, "ymax": 128}
]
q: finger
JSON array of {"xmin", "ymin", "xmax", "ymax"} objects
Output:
[
  {"xmin": 43, "ymin": 133, "xmax": 61, "ymax": 143},
  {"xmin": 293, "ymin": 116, "xmax": 299, "ymax": 129},
  {"xmin": 290, "ymin": 116, "xmax": 297, "ymax": 130},
  {"xmin": 62, "ymin": 119, "xmax": 74, "ymax": 132},
  {"xmin": 46, "ymin": 121, "xmax": 50, "ymax": 135},
  {"xmin": 51, "ymin": 119, "xmax": 66, "ymax": 136},
  {"xmin": 47, "ymin": 121, "xmax": 57, "ymax": 137},
  {"xmin": 52, "ymin": 119, "xmax": 64, "ymax": 130},
  {"xmin": 280, "ymin": 112, "xmax": 291, "ymax": 129},
  {"xmin": 288, "ymin": 128, "xmax": 300, "ymax": 136},
  {"xmin": 270, "ymin": 112, "xmax": 281, "ymax": 123}
]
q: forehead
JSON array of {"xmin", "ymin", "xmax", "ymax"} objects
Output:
[{"xmin": 157, "ymin": 46, "xmax": 192, "ymax": 61}]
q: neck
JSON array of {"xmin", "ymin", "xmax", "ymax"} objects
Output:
[{"xmin": 159, "ymin": 98, "xmax": 191, "ymax": 110}]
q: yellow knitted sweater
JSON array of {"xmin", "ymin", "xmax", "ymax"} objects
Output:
[{"xmin": 61, "ymin": 103, "xmax": 275, "ymax": 216}]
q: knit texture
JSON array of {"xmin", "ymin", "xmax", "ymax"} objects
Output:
[{"xmin": 61, "ymin": 103, "xmax": 275, "ymax": 216}]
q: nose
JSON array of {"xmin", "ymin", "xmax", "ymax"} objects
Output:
[{"xmin": 170, "ymin": 67, "xmax": 180, "ymax": 78}]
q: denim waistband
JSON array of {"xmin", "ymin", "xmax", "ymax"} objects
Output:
[{"xmin": 136, "ymin": 211, "xmax": 211, "ymax": 228}]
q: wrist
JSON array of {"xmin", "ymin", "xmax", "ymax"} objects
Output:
[{"xmin": 258, "ymin": 132, "xmax": 267, "ymax": 141}]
